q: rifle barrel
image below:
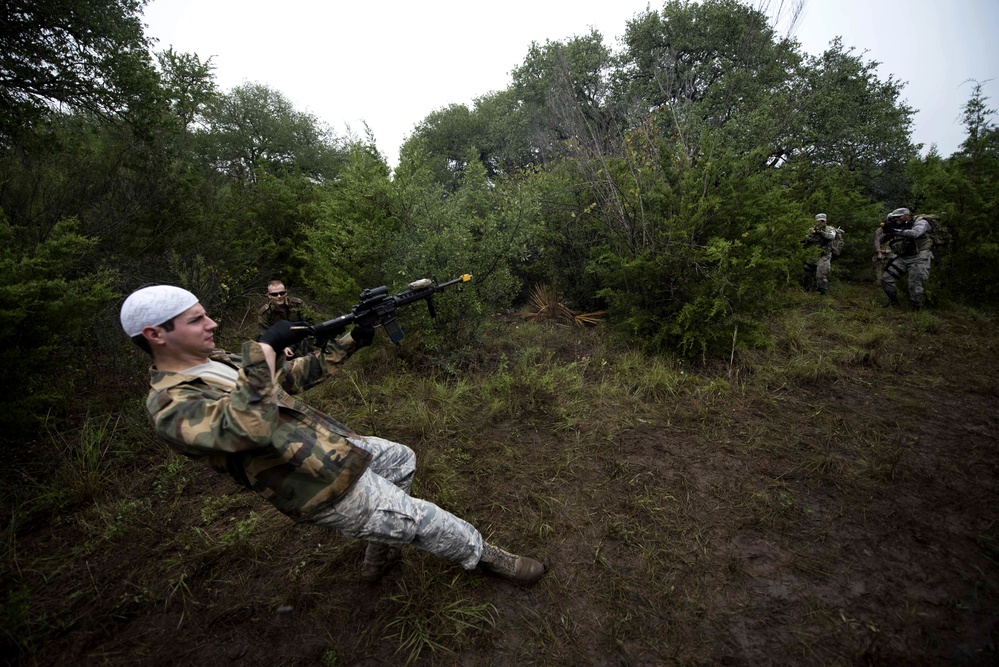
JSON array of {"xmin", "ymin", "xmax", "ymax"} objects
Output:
[{"xmin": 306, "ymin": 274, "xmax": 471, "ymax": 340}]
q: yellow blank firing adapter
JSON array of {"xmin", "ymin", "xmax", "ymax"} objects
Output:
[{"xmin": 407, "ymin": 274, "xmax": 472, "ymax": 290}]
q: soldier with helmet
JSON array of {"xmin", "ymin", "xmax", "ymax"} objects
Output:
[
  {"xmin": 802, "ymin": 213, "xmax": 838, "ymax": 295},
  {"xmin": 879, "ymin": 207, "xmax": 933, "ymax": 310}
]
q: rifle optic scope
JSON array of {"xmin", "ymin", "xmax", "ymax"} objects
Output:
[{"xmin": 360, "ymin": 285, "xmax": 388, "ymax": 300}]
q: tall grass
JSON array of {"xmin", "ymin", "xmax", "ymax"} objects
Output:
[
  {"xmin": 34, "ymin": 412, "xmax": 120, "ymax": 510},
  {"xmin": 383, "ymin": 572, "xmax": 497, "ymax": 665}
]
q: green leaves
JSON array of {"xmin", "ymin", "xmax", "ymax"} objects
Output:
[
  {"xmin": 0, "ymin": 216, "xmax": 116, "ymax": 430},
  {"xmin": 155, "ymin": 48, "xmax": 218, "ymax": 131},
  {"xmin": 0, "ymin": 0, "xmax": 158, "ymax": 136},
  {"xmin": 303, "ymin": 141, "xmax": 396, "ymax": 307},
  {"xmin": 910, "ymin": 82, "xmax": 999, "ymax": 308},
  {"xmin": 198, "ymin": 83, "xmax": 346, "ymax": 182}
]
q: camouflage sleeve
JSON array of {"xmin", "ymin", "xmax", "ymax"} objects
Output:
[
  {"xmin": 257, "ymin": 305, "xmax": 271, "ymax": 332},
  {"xmin": 150, "ymin": 342, "xmax": 280, "ymax": 455},
  {"xmin": 279, "ymin": 332, "xmax": 357, "ymax": 395},
  {"xmin": 897, "ymin": 218, "xmax": 932, "ymax": 238}
]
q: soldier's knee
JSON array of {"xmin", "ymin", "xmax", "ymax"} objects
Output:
[{"xmin": 363, "ymin": 507, "xmax": 419, "ymax": 544}]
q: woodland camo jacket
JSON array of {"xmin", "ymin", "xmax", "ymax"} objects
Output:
[
  {"xmin": 146, "ymin": 338, "xmax": 371, "ymax": 519},
  {"xmin": 258, "ymin": 296, "xmax": 307, "ymax": 331}
]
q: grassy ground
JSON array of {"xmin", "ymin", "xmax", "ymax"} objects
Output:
[{"xmin": 2, "ymin": 282, "xmax": 998, "ymax": 665}]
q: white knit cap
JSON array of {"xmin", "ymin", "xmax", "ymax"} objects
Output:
[
  {"xmin": 120, "ymin": 285, "xmax": 199, "ymax": 337},
  {"xmin": 815, "ymin": 213, "xmax": 827, "ymax": 221}
]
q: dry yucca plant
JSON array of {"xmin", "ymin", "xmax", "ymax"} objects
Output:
[{"xmin": 525, "ymin": 284, "xmax": 604, "ymax": 327}]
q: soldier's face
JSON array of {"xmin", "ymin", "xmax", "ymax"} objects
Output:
[
  {"xmin": 164, "ymin": 304, "xmax": 218, "ymax": 357},
  {"xmin": 268, "ymin": 283, "xmax": 287, "ymax": 306}
]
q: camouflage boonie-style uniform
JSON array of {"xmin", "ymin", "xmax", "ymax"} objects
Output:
[
  {"xmin": 148, "ymin": 338, "xmax": 369, "ymax": 517},
  {"xmin": 146, "ymin": 338, "xmax": 483, "ymax": 568},
  {"xmin": 258, "ymin": 296, "xmax": 307, "ymax": 332}
]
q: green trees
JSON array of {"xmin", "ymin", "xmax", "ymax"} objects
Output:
[
  {"xmin": 908, "ymin": 82, "xmax": 999, "ymax": 308},
  {"xmin": 0, "ymin": 215, "xmax": 116, "ymax": 431},
  {"xmin": 303, "ymin": 141, "xmax": 396, "ymax": 307},
  {"xmin": 0, "ymin": 15, "xmax": 349, "ymax": 438},
  {"xmin": 499, "ymin": 0, "xmax": 909, "ymax": 355},
  {"xmin": 616, "ymin": 0, "xmax": 799, "ymax": 131},
  {"xmin": 792, "ymin": 40, "xmax": 916, "ymax": 202},
  {"xmin": 394, "ymin": 0, "xmax": 923, "ymax": 355},
  {"xmin": 199, "ymin": 83, "xmax": 344, "ymax": 182},
  {"xmin": 0, "ymin": 0, "xmax": 157, "ymax": 137},
  {"xmin": 156, "ymin": 48, "xmax": 218, "ymax": 132},
  {"xmin": 0, "ymin": 0, "xmax": 990, "ymax": 442}
]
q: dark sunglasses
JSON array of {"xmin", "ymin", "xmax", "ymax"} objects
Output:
[{"xmin": 268, "ymin": 290, "xmax": 287, "ymax": 297}]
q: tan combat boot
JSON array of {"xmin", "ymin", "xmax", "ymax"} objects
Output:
[
  {"xmin": 360, "ymin": 542, "xmax": 402, "ymax": 583},
  {"xmin": 479, "ymin": 543, "xmax": 546, "ymax": 585}
]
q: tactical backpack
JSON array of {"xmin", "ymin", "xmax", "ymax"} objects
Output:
[
  {"xmin": 831, "ymin": 227, "xmax": 846, "ymax": 256},
  {"xmin": 915, "ymin": 214, "xmax": 952, "ymax": 256}
]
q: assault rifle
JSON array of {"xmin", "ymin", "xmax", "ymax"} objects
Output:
[{"xmin": 301, "ymin": 274, "xmax": 472, "ymax": 345}]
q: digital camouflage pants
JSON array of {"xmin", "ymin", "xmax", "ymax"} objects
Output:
[
  {"xmin": 803, "ymin": 253, "xmax": 832, "ymax": 293},
  {"xmin": 881, "ymin": 251, "xmax": 932, "ymax": 306},
  {"xmin": 306, "ymin": 436, "xmax": 484, "ymax": 569}
]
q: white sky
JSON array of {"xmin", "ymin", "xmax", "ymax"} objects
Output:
[{"xmin": 142, "ymin": 0, "xmax": 999, "ymax": 170}]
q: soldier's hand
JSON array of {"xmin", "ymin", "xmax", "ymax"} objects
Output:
[{"xmin": 350, "ymin": 323, "xmax": 376, "ymax": 349}]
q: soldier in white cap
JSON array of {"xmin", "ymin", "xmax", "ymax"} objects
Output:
[{"xmin": 120, "ymin": 285, "xmax": 547, "ymax": 586}]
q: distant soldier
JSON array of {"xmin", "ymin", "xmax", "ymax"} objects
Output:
[
  {"xmin": 873, "ymin": 219, "xmax": 896, "ymax": 282},
  {"xmin": 879, "ymin": 207, "xmax": 932, "ymax": 310},
  {"xmin": 258, "ymin": 280, "xmax": 308, "ymax": 357},
  {"xmin": 802, "ymin": 213, "xmax": 838, "ymax": 295},
  {"xmin": 258, "ymin": 280, "xmax": 306, "ymax": 330}
]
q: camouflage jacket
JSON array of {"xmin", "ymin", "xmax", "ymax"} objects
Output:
[
  {"xmin": 804, "ymin": 225, "xmax": 836, "ymax": 255},
  {"xmin": 146, "ymin": 337, "xmax": 371, "ymax": 519},
  {"xmin": 258, "ymin": 296, "xmax": 307, "ymax": 332}
]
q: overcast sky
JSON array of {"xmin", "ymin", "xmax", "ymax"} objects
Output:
[{"xmin": 142, "ymin": 0, "xmax": 999, "ymax": 170}]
